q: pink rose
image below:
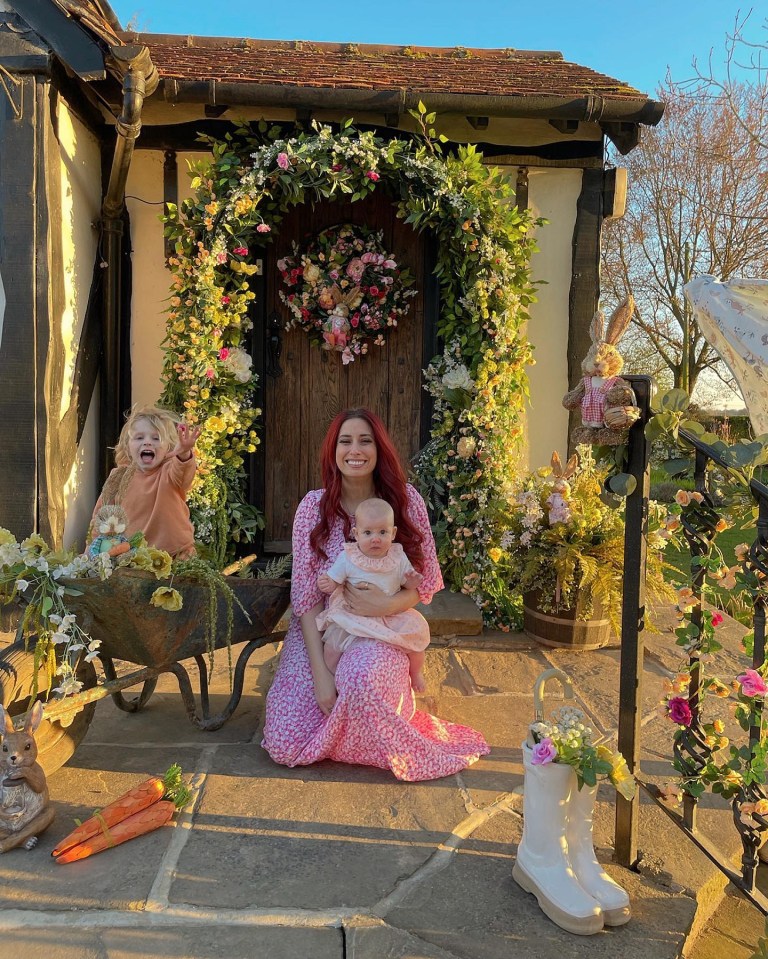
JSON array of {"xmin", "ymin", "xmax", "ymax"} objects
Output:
[
  {"xmin": 216, "ymin": 251, "xmax": 228, "ymax": 264},
  {"xmin": 220, "ymin": 296, "xmax": 230, "ymax": 305},
  {"xmin": 366, "ymin": 170, "xmax": 380, "ymax": 181},
  {"xmin": 738, "ymin": 669, "xmax": 768, "ymax": 698},
  {"xmin": 232, "ymin": 246, "xmax": 248, "ymax": 256},
  {"xmin": 383, "ymin": 259, "xmax": 397, "ymax": 269},
  {"xmin": 277, "ymin": 152, "xmax": 290, "ymax": 170},
  {"xmin": 256, "ymin": 223, "xmax": 271, "ymax": 233},
  {"xmin": 711, "ymin": 612, "xmax": 724, "ymax": 628},
  {"xmin": 667, "ymin": 696, "xmax": 692, "ymax": 726},
  {"xmin": 530, "ymin": 737, "xmax": 557, "ymax": 765},
  {"xmin": 346, "ymin": 258, "xmax": 365, "ymax": 283},
  {"xmin": 219, "ymin": 348, "xmax": 230, "ymax": 360},
  {"xmin": 361, "ymin": 252, "xmax": 375, "ymax": 264},
  {"xmin": 369, "ymin": 286, "xmax": 380, "ymax": 297},
  {"xmin": 205, "ymin": 368, "xmax": 215, "ymax": 380}
]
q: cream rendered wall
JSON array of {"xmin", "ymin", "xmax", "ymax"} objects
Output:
[
  {"xmin": 57, "ymin": 100, "xmax": 102, "ymax": 548},
  {"xmin": 127, "ymin": 150, "xmax": 208, "ymax": 406},
  {"xmin": 524, "ymin": 167, "xmax": 582, "ymax": 471},
  {"xmin": 126, "ymin": 151, "xmax": 168, "ymax": 405}
]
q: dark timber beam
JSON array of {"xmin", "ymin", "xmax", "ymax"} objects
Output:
[
  {"xmin": 11, "ymin": 0, "xmax": 107, "ymax": 80},
  {"xmin": 566, "ymin": 169, "xmax": 604, "ymax": 451},
  {"xmin": 0, "ymin": 74, "xmax": 40, "ymax": 536}
]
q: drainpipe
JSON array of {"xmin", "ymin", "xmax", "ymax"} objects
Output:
[{"xmin": 100, "ymin": 45, "xmax": 158, "ymax": 480}]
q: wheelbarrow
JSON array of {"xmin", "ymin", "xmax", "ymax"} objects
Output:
[{"xmin": 0, "ymin": 569, "xmax": 291, "ymax": 774}]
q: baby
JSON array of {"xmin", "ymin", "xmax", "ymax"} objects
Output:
[
  {"xmin": 317, "ymin": 498, "xmax": 430, "ymax": 692},
  {"xmin": 90, "ymin": 405, "xmax": 201, "ymax": 559}
]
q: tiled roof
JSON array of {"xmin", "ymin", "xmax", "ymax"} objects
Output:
[{"xmin": 118, "ymin": 35, "xmax": 650, "ymax": 103}]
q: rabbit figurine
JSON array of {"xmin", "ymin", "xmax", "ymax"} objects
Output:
[
  {"xmin": 0, "ymin": 702, "xmax": 55, "ymax": 852},
  {"xmin": 86, "ymin": 504, "xmax": 133, "ymax": 560},
  {"xmin": 546, "ymin": 451, "xmax": 578, "ymax": 525},
  {"xmin": 562, "ymin": 296, "xmax": 641, "ymax": 446}
]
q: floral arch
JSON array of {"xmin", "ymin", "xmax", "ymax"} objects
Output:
[{"xmin": 162, "ymin": 110, "xmax": 540, "ymax": 628}]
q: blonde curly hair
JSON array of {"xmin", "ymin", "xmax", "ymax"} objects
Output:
[{"xmin": 114, "ymin": 405, "xmax": 180, "ymax": 467}]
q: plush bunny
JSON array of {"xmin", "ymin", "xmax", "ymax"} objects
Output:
[
  {"xmin": 86, "ymin": 505, "xmax": 133, "ymax": 560},
  {"xmin": 562, "ymin": 296, "xmax": 640, "ymax": 446},
  {"xmin": 546, "ymin": 451, "xmax": 578, "ymax": 525},
  {"xmin": 0, "ymin": 702, "xmax": 55, "ymax": 852}
]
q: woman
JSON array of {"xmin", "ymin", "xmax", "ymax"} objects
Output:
[{"xmin": 262, "ymin": 408, "xmax": 490, "ymax": 781}]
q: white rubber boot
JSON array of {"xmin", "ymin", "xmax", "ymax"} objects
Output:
[
  {"xmin": 565, "ymin": 780, "xmax": 631, "ymax": 926},
  {"xmin": 513, "ymin": 742, "xmax": 604, "ymax": 935}
]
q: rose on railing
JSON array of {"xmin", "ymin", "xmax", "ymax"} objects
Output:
[{"xmin": 278, "ymin": 223, "xmax": 416, "ymax": 365}]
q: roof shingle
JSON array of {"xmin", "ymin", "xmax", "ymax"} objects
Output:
[{"xmin": 119, "ymin": 35, "xmax": 649, "ymax": 103}]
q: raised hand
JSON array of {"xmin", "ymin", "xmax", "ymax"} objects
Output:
[{"xmin": 174, "ymin": 421, "xmax": 202, "ymax": 459}]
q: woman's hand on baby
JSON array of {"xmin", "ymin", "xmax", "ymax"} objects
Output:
[
  {"xmin": 313, "ymin": 668, "xmax": 337, "ymax": 716},
  {"xmin": 343, "ymin": 581, "xmax": 392, "ymax": 616},
  {"xmin": 173, "ymin": 421, "xmax": 202, "ymax": 459}
]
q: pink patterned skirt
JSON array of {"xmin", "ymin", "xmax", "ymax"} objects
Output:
[{"xmin": 262, "ymin": 618, "xmax": 490, "ymax": 782}]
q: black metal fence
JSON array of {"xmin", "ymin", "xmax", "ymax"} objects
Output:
[{"xmin": 615, "ymin": 375, "xmax": 768, "ymax": 913}]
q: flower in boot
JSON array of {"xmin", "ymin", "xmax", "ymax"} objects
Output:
[{"xmin": 530, "ymin": 737, "xmax": 557, "ymax": 765}]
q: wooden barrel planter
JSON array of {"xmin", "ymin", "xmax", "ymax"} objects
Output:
[{"xmin": 522, "ymin": 589, "xmax": 611, "ymax": 650}]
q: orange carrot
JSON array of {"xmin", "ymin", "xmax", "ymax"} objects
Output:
[
  {"xmin": 55, "ymin": 800, "xmax": 175, "ymax": 863},
  {"xmin": 52, "ymin": 764, "xmax": 188, "ymax": 858}
]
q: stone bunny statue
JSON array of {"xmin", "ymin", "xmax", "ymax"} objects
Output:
[
  {"xmin": 0, "ymin": 702, "xmax": 55, "ymax": 852},
  {"xmin": 562, "ymin": 296, "xmax": 641, "ymax": 446}
]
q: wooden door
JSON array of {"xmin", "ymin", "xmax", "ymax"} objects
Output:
[{"xmin": 263, "ymin": 194, "xmax": 426, "ymax": 552}]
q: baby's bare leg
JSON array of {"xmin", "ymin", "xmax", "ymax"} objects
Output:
[
  {"xmin": 323, "ymin": 643, "xmax": 342, "ymax": 675},
  {"xmin": 408, "ymin": 650, "xmax": 426, "ymax": 692}
]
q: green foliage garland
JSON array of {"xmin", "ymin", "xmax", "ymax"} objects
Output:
[{"xmin": 162, "ymin": 108, "xmax": 541, "ymax": 627}]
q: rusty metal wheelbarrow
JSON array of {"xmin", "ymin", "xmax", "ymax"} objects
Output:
[{"xmin": 0, "ymin": 569, "xmax": 290, "ymax": 774}]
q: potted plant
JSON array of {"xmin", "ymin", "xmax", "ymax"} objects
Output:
[{"xmin": 491, "ymin": 447, "xmax": 671, "ymax": 648}]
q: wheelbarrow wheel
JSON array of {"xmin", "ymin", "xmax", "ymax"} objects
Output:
[{"xmin": 0, "ymin": 638, "xmax": 97, "ymax": 776}]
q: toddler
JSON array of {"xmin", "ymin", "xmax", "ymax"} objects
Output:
[
  {"xmin": 90, "ymin": 405, "xmax": 201, "ymax": 559},
  {"xmin": 317, "ymin": 498, "xmax": 430, "ymax": 691}
]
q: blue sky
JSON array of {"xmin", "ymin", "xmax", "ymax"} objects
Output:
[{"xmin": 110, "ymin": 1, "xmax": 762, "ymax": 97}]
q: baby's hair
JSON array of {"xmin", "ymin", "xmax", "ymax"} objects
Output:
[
  {"xmin": 354, "ymin": 497, "xmax": 395, "ymax": 527},
  {"xmin": 114, "ymin": 405, "xmax": 180, "ymax": 467}
]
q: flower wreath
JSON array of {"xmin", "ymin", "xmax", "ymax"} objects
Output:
[{"xmin": 277, "ymin": 223, "xmax": 416, "ymax": 364}]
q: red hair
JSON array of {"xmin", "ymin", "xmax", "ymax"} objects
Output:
[{"xmin": 309, "ymin": 408, "xmax": 424, "ymax": 571}]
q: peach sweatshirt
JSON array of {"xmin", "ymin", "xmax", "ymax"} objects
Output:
[{"xmin": 92, "ymin": 455, "xmax": 196, "ymax": 558}]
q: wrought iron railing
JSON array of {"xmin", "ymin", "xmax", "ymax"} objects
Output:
[{"xmin": 615, "ymin": 375, "xmax": 768, "ymax": 913}]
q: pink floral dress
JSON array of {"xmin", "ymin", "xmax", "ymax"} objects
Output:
[{"xmin": 262, "ymin": 486, "xmax": 490, "ymax": 781}]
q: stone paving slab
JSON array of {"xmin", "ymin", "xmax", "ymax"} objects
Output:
[
  {"xmin": 171, "ymin": 747, "xmax": 468, "ymax": 910},
  {"xmin": 0, "ymin": 923, "xmax": 343, "ymax": 959},
  {"xmin": 385, "ymin": 809, "xmax": 697, "ymax": 959},
  {"xmin": 0, "ymin": 745, "xmax": 203, "ymax": 912}
]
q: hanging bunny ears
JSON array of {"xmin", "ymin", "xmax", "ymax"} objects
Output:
[
  {"xmin": 550, "ymin": 451, "xmax": 579, "ymax": 478},
  {"xmin": 589, "ymin": 295, "xmax": 635, "ymax": 346}
]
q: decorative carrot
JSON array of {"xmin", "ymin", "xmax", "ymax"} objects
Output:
[
  {"xmin": 51, "ymin": 764, "xmax": 189, "ymax": 859},
  {"xmin": 55, "ymin": 801, "xmax": 176, "ymax": 863}
]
